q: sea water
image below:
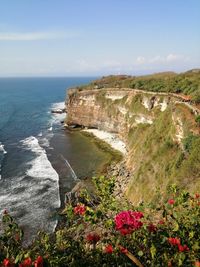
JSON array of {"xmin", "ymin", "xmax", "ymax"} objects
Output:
[{"xmin": 0, "ymin": 77, "xmax": 108, "ymax": 241}]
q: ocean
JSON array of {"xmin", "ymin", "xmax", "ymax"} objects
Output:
[{"xmin": 0, "ymin": 77, "xmax": 108, "ymax": 242}]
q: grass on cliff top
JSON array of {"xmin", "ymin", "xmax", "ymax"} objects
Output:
[{"xmin": 76, "ymin": 69, "xmax": 200, "ymax": 102}]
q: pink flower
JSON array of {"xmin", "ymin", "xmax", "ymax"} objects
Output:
[
  {"xmin": 74, "ymin": 204, "xmax": 86, "ymax": 215},
  {"xmin": 104, "ymin": 244, "xmax": 114, "ymax": 254},
  {"xmin": 115, "ymin": 211, "xmax": 143, "ymax": 235},
  {"xmin": 34, "ymin": 256, "xmax": 43, "ymax": 267},
  {"xmin": 168, "ymin": 199, "xmax": 175, "ymax": 205},
  {"xmin": 86, "ymin": 233, "xmax": 100, "ymax": 244}
]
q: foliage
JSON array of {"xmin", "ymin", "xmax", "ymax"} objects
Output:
[
  {"xmin": 0, "ymin": 178, "xmax": 200, "ymax": 266},
  {"xmin": 78, "ymin": 70, "xmax": 200, "ymax": 102},
  {"xmin": 195, "ymin": 115, "xmax": 200, "ymax": 126},
  {"xmin": 183, "ymin": 134, "xmax": 199, "ymax": 153}
]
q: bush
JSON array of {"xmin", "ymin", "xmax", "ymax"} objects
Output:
[{"xmin": 0, "ymin": 179, "xmax": 200, "ymax": 266}]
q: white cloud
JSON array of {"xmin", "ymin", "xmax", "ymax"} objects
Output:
[
  {"xmin": 134, "ymin": 53, "xmax": 190, "ymax": 65},
  {"xmin": 0, "ymin": 31, "xmax": 78, "ymax": 41},
  {"xmin": 136, "ymin": 56, "xmax": 146, "ymax": 64}
]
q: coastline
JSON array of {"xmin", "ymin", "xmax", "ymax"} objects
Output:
[{"xmin": 82, "ymin": 129, "xmax": 127, "ymax": 155}]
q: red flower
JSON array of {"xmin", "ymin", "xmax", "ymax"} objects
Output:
[
  {"xmin": 34, "ymin": 256, "xmax": 43, "ymax": 267},
  {"xmin": 168, "ymin": 237, "xmax": 181, "ymax": 246},
  {"xmin": 168, "ymin": 237, "xmax": 189, "ymax": 252},
  {"xmin": 104, "ymin": 244, "xmax": 114, "ymax": 254},
  {"xmin": 2, "ymin": 259, "xmax": 14, "ymax": 267},
  {"xmin": 158, "ymin": 219, "xmax": 165, "ymax": 225},
  {"xmin": 178, "ymin": 244, "xmax": 189, "ymax": 252},
  {"xmin": 119, "ymin": 245, "xmax": 128, "ymax": 254},
  {"xmin": 19, "ymin": 257, "xmax": 32, "ymax": 267},
  {"xmin": 194, "ymin": 261, "xmax": 200, "ymax": 267},
  {"xmin": 74, "ymin": 204, "xmax": 86, "ymax": 215},
  {"xmin": 86, "ymin": 233, "xmax": 100, "ymax": 244},
  {"xmin": 168, "ymin": 199, "xmax": 175, "ymax": 205},
  {"xmin": 148, "ymin": 223, "xmax": 157, "ymax": 233},
  {"xmin": 115, "ymin": 211, "xmax": 143, "ymax": 235},
  {"xmin": 195, "ymin": 193, "xmax": 200, "ymax": 199}
]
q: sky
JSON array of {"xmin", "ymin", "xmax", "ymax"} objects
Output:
[{"xmin": 0, "ymin": 0, "xmax": 199, "ymax": 77}]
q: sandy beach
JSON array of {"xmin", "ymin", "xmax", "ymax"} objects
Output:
[{"xmin": 83, "ymin": 129, "xmax": 127, "ymax": 155}]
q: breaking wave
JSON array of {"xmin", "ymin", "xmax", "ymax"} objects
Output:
[
  {"xmin": 0, "ymin": 136, "xmax": 61, "ymax": 243},
  {"xmin": 0, "ymin": 142, "xmax": 7, "ymax": 179},
  {"xmin": 49, "ymin": 102, "xmax": 66, "ymax": 126}
]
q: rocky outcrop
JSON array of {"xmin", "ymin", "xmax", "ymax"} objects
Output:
[
  {"xmin": 66, "ymin": 88, "xmax": 198, "ymax": 140},
  {"xmin": 66, "ymin": 88, "xmax": 200, "ymax": 203}
]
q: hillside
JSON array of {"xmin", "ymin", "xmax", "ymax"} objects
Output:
[
  {"xmin": 76, "ymin": 69, "xmax": 200, "ymax": 102},
  {"xmin": 66, "ymin": 73, "xmax": 200, "ymax": 204}
]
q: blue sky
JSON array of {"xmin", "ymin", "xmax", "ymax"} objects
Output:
[{"xmin": 0, "ymin": 0, "xmax": 199, "ymax": 76}]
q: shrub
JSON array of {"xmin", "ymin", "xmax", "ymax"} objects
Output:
[{"xmin": 0, "ymin": 180, "xmax": 200, "ymax": 266}]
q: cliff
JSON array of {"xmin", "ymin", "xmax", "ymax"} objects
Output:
[{"xmin": 66, "ymin": 86, "xmax": 200, "ymax": 204}]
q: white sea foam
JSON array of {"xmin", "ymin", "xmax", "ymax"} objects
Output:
[
  {"xmin": 0, "ymin": 142, "xmax": 7, "ymax": 180},
  {"xmin": 51, "ymin": 101, "xmax": 65, "ymax": 110},
  {"xmin": 0, "ymin": 136, "xmax": 61, "ymax": 242},
  {"xmin": 20, "ymin": 136, "xmax": 60, "ymax": 183},
  {"xmin": 50, "ymin": 102, "xmax": 66, "ymax": 125},
  {"xmin": 39, "ymin": 136, "xmax": 50, "ymax": 148},
  {"xmin": 0, "ymin": 142, "xmax": 7, "ymax": 154}
]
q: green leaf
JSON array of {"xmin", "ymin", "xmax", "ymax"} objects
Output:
[
  {"xmin": 173, "ymin": 222, "xmax": 179, "ymax": 231},
  {"xmin": 150, "ymin": 244, "xmax": 156, "ymax": 259},
  {"xmin": 189, "ymin": 231, "xmax": 194, "ymax": 239},
  {"xmin": 138, "ymin": 251, "xmax": 144, "ymax": 257},
  {"xmin": 192, "ymin": 242, "xmax": 200, "ymax": 251},
  {"xmin": 14, "ymin": 253, "xmax": 23, "ymax": 264}
]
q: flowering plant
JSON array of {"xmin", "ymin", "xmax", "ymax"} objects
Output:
[
  {"xmin": 0, "ymin": 179, "xmax": 199, "ymax": 267},
  {"xmin": 115, "ymin": 210, "xmax": 143, "ymax": 235}
]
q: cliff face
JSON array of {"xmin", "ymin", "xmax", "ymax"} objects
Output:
[{"xmin": 66, "ymin": 88, "xmax": 200, "ymax": 203}]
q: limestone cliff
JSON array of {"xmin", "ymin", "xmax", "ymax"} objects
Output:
[{"xmin": 66, "ymin": 87, "xmax": 200, "ymax": 203}]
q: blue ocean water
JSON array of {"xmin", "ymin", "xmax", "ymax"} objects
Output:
[{"xmin": 0, "ymin": 77, "xmax": 100, "ymax": 241}]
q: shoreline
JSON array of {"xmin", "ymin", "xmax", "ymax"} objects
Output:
[{"xmin": 82, "ymin": 129, "xmax": 127, "ymax": 155}]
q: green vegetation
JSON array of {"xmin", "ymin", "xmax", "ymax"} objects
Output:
[
  {"xmin": 77, "ymin": 69, "xmax": 200, "ymax": 102},
  {"xmin": 195, "ymin": 115, "xmax": 200, "ymax": 126},
  {"xmin": 126, "ymin": 107, "xmax": 200, "ymax": 203},
  {"xmin": 0, "ymin": 179, "xmax": 200, "ymax": 266},
  {"xmin": 79, "ymin": 83, "xmax": 200, "ymax": 203}
]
